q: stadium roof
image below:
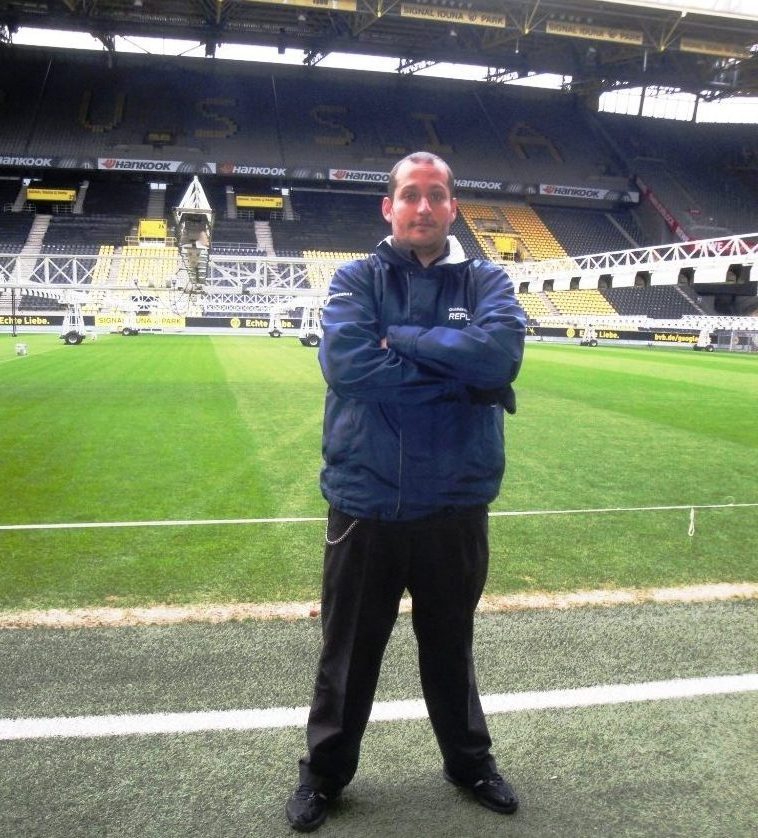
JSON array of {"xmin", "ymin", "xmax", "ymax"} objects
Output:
[{"xmin": 1, "ymin": 1, "xmax": 757, "ymax": 99}]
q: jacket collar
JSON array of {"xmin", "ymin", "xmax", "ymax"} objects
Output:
[{"xmin": 376, "ymin": 235, "xmax": 470, "ymax": 267}]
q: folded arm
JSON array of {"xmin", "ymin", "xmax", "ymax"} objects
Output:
[
  {"xmin": 319, "ymin": 259, "xmax": 526, "ymax": 405},
  {"xmin": 386, "ymin": 261, "xmax": 526, "ymax": 390},
  {"xmin": 319, "ymin": 263, "xmax": 465, "ymax": 405}
]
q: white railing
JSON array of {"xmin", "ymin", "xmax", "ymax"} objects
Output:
[
  {"xmin": 0, "ymin": 234, "xmax": 756, "ymax": 315},
  {"xmin": 503, "ymin": 231, "xmax": 758, "ymax": 285}
]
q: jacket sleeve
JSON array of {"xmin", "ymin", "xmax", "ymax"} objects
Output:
[
  {"xmin": 318, "ymin": 261, "xmax": 466, "ymax": 405},
  {"xmin": 386, "ymin": 260, "xmax": 526, "ymax": 390}
]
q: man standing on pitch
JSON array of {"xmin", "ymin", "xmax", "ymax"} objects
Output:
[{"xmin": 286, "ymin": 151, "xmax": 526, "ymax": 832}]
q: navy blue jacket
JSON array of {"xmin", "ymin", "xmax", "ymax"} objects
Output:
[{"xmin": 318, "ymin": 236, "xmax": 526, "ymax": 520}]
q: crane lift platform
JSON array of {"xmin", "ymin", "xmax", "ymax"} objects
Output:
[
  {"xmin": 267, "ymin": 295, "xmax": 325, "ymax": 347},
  {"xmin": 174, "ymin": 176, "xmax": 214, "ymax": 302},
  {"xmin": 59, "ymin": 302, "xmax": 87, "ymax": 345}
]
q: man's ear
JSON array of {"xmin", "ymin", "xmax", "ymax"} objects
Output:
[
  {"xmin": 450, "ymin": 196, "xmax": 458, "ymax": 221},
  {"xmin": 381, "ymin": 196, "xmax": 393, "ymax": 223}
]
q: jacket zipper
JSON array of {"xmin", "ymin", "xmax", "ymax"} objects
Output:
[
  {"xmin": 394, "ymin": 270, "xmax": 414, "ymax": 517},
  {"xmin": 395, "ymin": 425, "xmax": 403, "ymax": 517}
]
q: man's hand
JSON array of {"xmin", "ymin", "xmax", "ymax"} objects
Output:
[
  {"xmin": 380, "ymin": 337, "xmax": 388, "ymax": 349},
  {"xmin": 466, "ymin": 384, "xmax": 517, "ymax": 414}
]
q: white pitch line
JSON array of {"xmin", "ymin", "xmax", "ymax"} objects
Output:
[{"xmin": 1, "ymin": 674, "xmax": 755, "ymax": 742}]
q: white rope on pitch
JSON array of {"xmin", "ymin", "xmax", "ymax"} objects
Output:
[
  {"xmin": 0, "ymin": 502, "xmax": 756, "ymax": 532},
  {"xmin": 486, "ymin": 501, "xmax": 757, "ymax": 518}
]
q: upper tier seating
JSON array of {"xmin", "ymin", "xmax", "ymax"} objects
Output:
[
  {"xmin": 0, "ymin": 48, "xmax": 621, "ymax": 184},
  {"xmin": 598, "ymin": 113, "xmax": 758, "ymax": 235}
]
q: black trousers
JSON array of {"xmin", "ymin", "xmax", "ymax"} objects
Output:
[{"xmin": 299, "ymin": 505, "xmax": 496, "ymax": 794}]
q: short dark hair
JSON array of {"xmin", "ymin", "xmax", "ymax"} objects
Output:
[{"xmin": 387, "ymin": 151, "xmax": 456, "ymax": 199}]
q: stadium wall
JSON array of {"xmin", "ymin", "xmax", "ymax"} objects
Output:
[{"xmin": 1, "ymin": 310, "xmax": 750, "ymax": 352}]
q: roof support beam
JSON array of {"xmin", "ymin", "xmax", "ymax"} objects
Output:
[
  {"xmin": 397, "ymin": 58, "xmax": 437, "ymax": 74},
  {"xmin": 303, "ymin": 49, "xmax": 328, "ymax": 66}
]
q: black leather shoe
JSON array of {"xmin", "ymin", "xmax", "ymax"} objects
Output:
[
  {"xmin": 285, "ymin": 784, "xmax": 333, "ymax": 832},
  {"xmin": 443, "ymin": 768, "xmax": 519, "ymax": 815}
]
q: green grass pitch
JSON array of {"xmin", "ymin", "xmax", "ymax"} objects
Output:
[{"xmin": 0, "ymin": 332, "xmax": 756, "ymax": 610}]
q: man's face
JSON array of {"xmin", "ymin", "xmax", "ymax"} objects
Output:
[{"xmin": 382, "ymin": 159, "xmax": 457, "ymax": 264}]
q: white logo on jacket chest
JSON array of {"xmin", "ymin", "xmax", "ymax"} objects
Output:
[{"xmin": 447, "ymin": 306, "xmax": 471, "ymax": 322}]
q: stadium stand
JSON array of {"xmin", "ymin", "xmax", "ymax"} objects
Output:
[
  {"xmin": 0, "ymin": 48, "xmax": 626, "ymax": 186},
  {"xmin": 211, "ymin": 219, "xmax": 264, "ymax": 255},
  {"xmin": 547, "ymin": 289, "xmax": 618, "ymax": 318},
  {"xmin": 41, "ymin": 215, "xmax": 133, "ymax": 253},
  {"xmin": 450, "ymin": 216, "xmax": 487, "ymax": 261},
  {"xmin": 534, "ymin": 206, "xmax": 643, "ymax": 255},
  {"xmin": 0, "ymin": 47, "xmax": 755, "ymax": 326},
  {"xmin": 457, "ymin": 203, "xmax": 510, "ymax": 261},
  {"xmin": 118, "ymin": 245, "xmax": 180, "ymax": 289},
  {"xmin": 501, "ymin": 205, "xmax": 567, "ymax": 260},
  {"xmin": 514, "ymin": 287, "xmax": 704, "ymax": 323},
  {"xmin": 0, "ymin": 178, "xmax": 22, "ymax": 208},
  {"xmin": 270, "ymin": 191, "xmax": 388, "ymax": 256},
  {"xmin": 91, "ymin": 245, "xmax": 116, "ymax": 287},
  {"xmin": 82, "ymin": 180, "xmax": 149, "ymax": 217},
  {"xmin": 517, "ymin": 292, "xmax": 554, "ymax": 321},
  {"xmin": 80, "ymin": 244, "xmax": 118, "ymax": 315},
  {"xmin": 597, "ymin": 113, "xmax": 758, "ymax": 236},
  {"xmin": 302, "ymin": 250, "xmax": 370, "ymax": 290},
  {"xmin": 602, "ymin": 286, "xmax": 704, "ymax": 319},
  {"xmin": 0, "ymin": 212, "xmax": 35, "ymax": 252}
]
